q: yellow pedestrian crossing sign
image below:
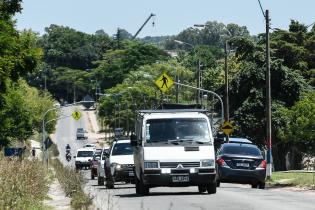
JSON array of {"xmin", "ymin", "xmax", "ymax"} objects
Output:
[
  {"xmin": 155, "ymin": 73, "xmax": 174, "ymax": 93},
  {"xmin": 222, "ymin": 121, "xmax": 233, "ymax": 135},
  {"xmin": 72, "ymin": 111, "xmax": 81, "ymax": 121}
]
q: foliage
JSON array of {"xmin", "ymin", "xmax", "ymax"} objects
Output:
[
  {"xmin": 39, "ymin": 24, "xmax": 112, "ymax": 70},
  {"xmin": 277, "ymin": 91, "xmax": 315, "ymax": 156},
  {"xmin": 0, "ymin": 156, "xmax": 49, "ymax": 209}
]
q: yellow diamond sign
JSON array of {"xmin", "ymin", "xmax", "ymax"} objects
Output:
[
  {"xmin": 222, "ymin": 121, "xmax": 234, "ymax": 135},
  {"xmin": 155, "ymin": 73, "xmax": 174, "ymax": 93},
  {"xmin": 72, "ymin": 111, "xmax": 81, "ymax": 121}
]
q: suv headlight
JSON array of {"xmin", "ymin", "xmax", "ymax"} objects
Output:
[
  {"xmin": 144, "ymin": 161, "xmax": 159, "ymax": 169},
  {"xmin": 201, "ymin": 159, "xmax": 215, "ymax": 167}
]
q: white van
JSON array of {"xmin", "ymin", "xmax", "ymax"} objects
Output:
[{"xmin": 131, "ymin": 109, "xmax": 217, "ymax": 196}]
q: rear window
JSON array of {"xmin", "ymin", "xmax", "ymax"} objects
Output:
[
  {"xmin": 220, "ymin": 144, "xmax": 261, "ymax": 156},
  {"xmin": 111, "ymin": 143, "xmax": 133, "ymax": 156},
  {"xmin": 77, "ymin": 151, "xmax": 94, "ymax": 157}
]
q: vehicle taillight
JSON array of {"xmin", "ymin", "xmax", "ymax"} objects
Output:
[
  {"xmin": 257, "ymin": 160, "xmax": 266, "ymax": 169},
  {"xmin": 216, "ymin": 158, "xmax": 227, "ymax": 166}
]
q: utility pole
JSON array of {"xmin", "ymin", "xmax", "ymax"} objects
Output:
[
  {"xmin": 224, "ymin": 41, "xmax": 230, "ymax": 142},
  {"xmin": 196, "ymin": 59, "xmax": 201, "ymax": 104},
  {"xmin": 175, "ymin": 70, "xmax": 179, "ymax": 103},
  {"xmin": 265, "ymin": 10, "xmax": 272, "ymax": 179}
]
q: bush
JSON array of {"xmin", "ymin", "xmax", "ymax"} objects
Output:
[{"xmin": 0, "ymin": 155, "xmax": 49, "ymax": 209}]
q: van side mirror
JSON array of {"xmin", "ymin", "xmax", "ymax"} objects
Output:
[{"xmin": 130, "ymin": 134, "xmax": 138, "ymax": 146}]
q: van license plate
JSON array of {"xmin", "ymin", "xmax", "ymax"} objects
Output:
[{"xmin": 172, "ymin": 176, "xmax": 189, "ymax": 182}]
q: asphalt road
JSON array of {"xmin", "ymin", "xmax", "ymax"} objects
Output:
[{"xmin": 55, "ymin": 107, "xmax": 315, "ymax": 210}]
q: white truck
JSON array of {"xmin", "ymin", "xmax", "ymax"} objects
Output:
[{"xmin": 131, "ymin": 108, "xmax": 217, "ymax": 196}]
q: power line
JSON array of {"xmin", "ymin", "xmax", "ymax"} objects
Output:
[{"xmin": 257, "ymin": 0, "xmax": 266, "ymax": 18}]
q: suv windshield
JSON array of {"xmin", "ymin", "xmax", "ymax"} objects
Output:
[
  {"xmin": 77, "ymin": 151, "xmax": 94, "ymax": 157},
  {"xmin": 220, "ymin": 144, "xmax": 261, "ymax": 156},
  {"xmin": 111, "ymin": 143, "xmax": 133, "ymax": 156},
  {"xmin": 146, "ymin": 118, "xmax": 210, "ymax": 143}
]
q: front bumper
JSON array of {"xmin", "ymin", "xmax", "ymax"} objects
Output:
[
  {"xmin": 218, "ymin": 166, "xmax": 266, "ymax": 184},
  {"xmin": 142, "ymin": 168, "xmax": 216, "ymax": 187},
  {"xmin": 113, "ymin": 167, "xmax": 134, "ymax": 182},
  {"xmin": 75, "ymin": 162, "xmax": 91, "ymax": 167}
]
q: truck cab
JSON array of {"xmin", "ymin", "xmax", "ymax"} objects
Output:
[{"xmin": 131, "ymin": 109, "xmax": 217, "ymax": 196}]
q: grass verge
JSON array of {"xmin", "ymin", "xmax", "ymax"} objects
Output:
[
  {"xmin": 0, "ymin": 154, "xmax": 50, "ymax": 210},
  {"xmin": 268, "ymin": 171, "xmax": 315, "ymax": 189},
  {"xmin": 49, "ymin": 145, "xmax": 92, "ymax": 209}
]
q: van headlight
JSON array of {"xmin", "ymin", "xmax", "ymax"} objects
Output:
[
  {"xmin": 144, "ymin": 161, "xmax": 159, "ymax": 169},
  {"xmin": 201, "ymin": 159, "xmax": 215, "ymax": 167}
]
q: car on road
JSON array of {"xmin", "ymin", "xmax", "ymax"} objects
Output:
[
  {"xmin": 227, "ymin": 138, "xmax": 252, "ymax": 144},
  {"xmin": 76, "ymin": 128, "xmax": 87, "ymax": 140},
  {"xmin": 132, "ymin": 108, "xmax": 217, "ymax": 196},
  {"xmin": 97, "ymin": 146, "xmax": 110, "ymax": 185},
  {"xmin": 105, "ymin": 139, "xmax": 134, "ymax": 189},
  {"xmin": 84, "ymin": 143, "xmax": 96, "ymax": 148},
  {"xmin": 74, "ymin": 148, "xmax": 94, "ymax": 170},
  {"xmin": 90, "ymin": 148, "xmax": 102, "ymax": 179},
  {"xmin": 216, "ymin": 142, "xmax": 266, "ymax": 189}
]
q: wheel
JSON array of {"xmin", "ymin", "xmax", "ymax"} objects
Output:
[
  {"xmin": 251, "ymin": 184, "xmax": 258, "ymax": 188},
  {"xmin": 98, "ymin": 176, "xmax": 104, "ymax": 186},
  {"xmin": 75, "ymin": 165, "xmax": 80, "ymax": 170},
  {"xmin": 135, "ymin": 177, "xmax": 140, "ymax": 194},
  {"xmin": 139, "ymin": 173, "xmax": 149, "ymax": 196},
  {"xmin": 106, "ymin": 176, "xmax": 115, "ymax": 189},
  {"xmin": 258, "ymin": 182, "xmax": 265, "ymax": 189},
  {"xmin": 91, "ymin": 174, "xmax": 95, "ymax": 180},
  {"xmin": 206, "ymin": 182, "xmax": 217, "ymax": 194},
  {"xmin": 198, "ymin": 185, "xmax": 207, "ymax": 193},
  {"xmin": 217, "ymin": 180, "xmax": 221, "ymax": 187}
]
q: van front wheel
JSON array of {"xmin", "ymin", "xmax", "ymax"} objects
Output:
[{"xmin": 206, "ymin": 182, "xmax": 217, "ymax": 194}]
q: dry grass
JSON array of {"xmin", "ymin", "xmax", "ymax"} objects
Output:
[
  {"xmin": 0, "ymin": 155, "xmax": 49, "ymax": 210},
  {"xmin": 50, "ymin": 158, "xmax": 92, "ymax": 209}
]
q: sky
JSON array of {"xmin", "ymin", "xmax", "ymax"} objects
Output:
[{"xmin": 15, "ymin": 0, "xmax": 315, "ymax": 38}]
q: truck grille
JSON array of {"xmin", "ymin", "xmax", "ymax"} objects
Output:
[{"xmin": 160, "ymin": 162, "xmax": 200, "ymax": 168}]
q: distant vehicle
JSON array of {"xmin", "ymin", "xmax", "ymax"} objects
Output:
[
  {"xmin": 105, "ymin": 139, "xmax": 134, "ymax": 189},
  {"xmin": 53, "ymin": 102, "xmax": 61, "ymax": 108},
  {"xmin": 84, "ymin": 143, "xmax": 96, "ymax": 148},
  {"xmin": 74, "ymin": 148, "xmax": 94, "ymax": 170},
  {"xmin": 216, "ymin": 142, "xmax": 266, "ymax": 189},
  {"xmin": 90, "ymin": 149, "xmax": 102, "ymax": 179},
  {"xmin": 97, "ymin": 146, "xmax": 110, "ymax": 185},
  {"xmin": 132, "ymin": 108, "xmax": 217, "ymax": 196},
  {"xmin": 76, "ymin": 128, "xmax": 87, "ymax": 140}
]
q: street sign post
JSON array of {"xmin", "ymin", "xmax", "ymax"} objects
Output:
[
  {"xmin": 222, "ymin": 121, "xmax": 233, "ymax": 135},
  {"xmin": 155, "ymin": 73, "xmax": 174, "ymax": 93},
  {"xmin": 72, "ymin": 111, "xmax": 81, "ymax": 121}
]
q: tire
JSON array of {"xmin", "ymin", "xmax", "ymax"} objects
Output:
[
  {"xmin": 251, "ymin": 184, "xmax": 258, "ymax": 188},
  {"xmin": 217, "ymin": 180, "xmax": 221, "ymax": 187},
  {"xmin": 98, "ymin": 176, "xmax": 104, "ymax": 186},
  {"xmin": 139, "ymin": 173, "xmax": 149, "ymax": 196},
  {"xmin": 106, "ymin": 176, "xmax": 115, "ymax": 189},
  {"xmin": 258, "ymin": 182, "xmax": 265, "ymax": 189},
  {"xmin": 91, "ymin": 174, "xmax": 95, "ymax": 180},
  {"xmin": 198, "ymin": 185, "xmax": 207, "ymax": 193},
  {"xmin": 206, "ymin": 182, "xmax": 217, "ymax": 194},
  {"xmin": 135, "ymin": 177, "xmax": 140, "ymax": 194}
]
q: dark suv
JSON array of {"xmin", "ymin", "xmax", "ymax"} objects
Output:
[{"xmin": 216, "ymin": 143, "xmax": 266, "ymax": 189}]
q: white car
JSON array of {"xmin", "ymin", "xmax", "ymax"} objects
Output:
[
  {"xmin": 74, "ymin": 148, "xmax": 94, "ymax": 170},
  {"xmin": 105, "ymin": 140, "xmax": 134, "ymax": 189},
  {"xmin": 97, "ymin": 146, "xmax": 110, "ymax": 185},
  {"xmin": 132, "ymin": 109, "xmax": 217, "ymax": 196}
]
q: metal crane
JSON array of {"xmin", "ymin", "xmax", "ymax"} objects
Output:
[{"xmin": 132, "ymin": 13, "xmax": 156, "ymax": 39}]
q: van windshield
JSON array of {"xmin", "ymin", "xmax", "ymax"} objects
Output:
[
  {"xmin": 77, "ymin": 151, "xmax": 94, "ymax": 157},
  {"xmin": 146, "ymin": 118, "xmax": 211, "ymax": 143}
]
